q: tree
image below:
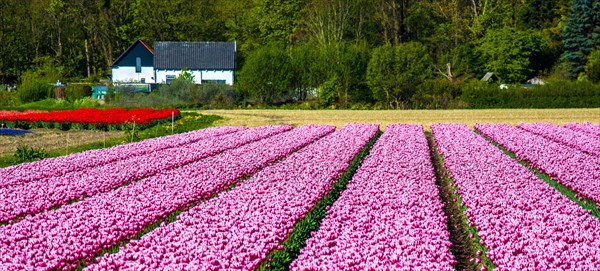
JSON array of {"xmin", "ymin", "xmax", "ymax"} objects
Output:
[
  {"xmin": 253, "ymin": 0, "xmax": 306, "ymax": 44},
  {"xmin": 586, "ymin": 47, "xmax": 600, "ymax": 83},
  {"xmin": 367, "ymin": 42, "xmax": 432, "ymax": 108},
  {"xmin": 562, "ymin": 0, "xmax": 600, "ymax": 78},
  {"xmin": 320, "ymin": 42, "xmax": 370, "ymax": 106},
  {"xmin": 177, "ymin": 68, "xmax": 195, "ymax": 83},
  {"xmin": 289, "ymin": 43, "xmax": 326, "ymax": 101},
  {"xmin": 477, "ymin": 27, "xmax": 549, "ymax": 83},
  {"xmin": 519, "ymin": 0, "xmax": 558, "ymax": 29},
  {"xmin": 237, "ymin": 44, "xmax": 294, "ymax": 105},
  {"xmin": 302, "ymin": 0, "xmax": 352, "ymax": 46}
]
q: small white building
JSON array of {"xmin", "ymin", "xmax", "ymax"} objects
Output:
[
  {"xmin": 111, "ymin": 40, "xmax": 236, "ymax": 85},
  {"xmin": 111, "ymin": 40, "xmax": 156, "ymax": 83}
]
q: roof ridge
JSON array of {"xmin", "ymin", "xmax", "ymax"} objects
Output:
[{"xmin": 139, "ymin": 40, "xmax": 154, "ymax": 55}]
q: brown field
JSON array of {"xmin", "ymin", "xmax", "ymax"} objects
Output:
[
  {"xmin": 0, "ymin": 129, "xmax": 123, "ymax": 156},
  {"xmin": 202, "ymin": 108, "xmax": 600, "ymax": 130}
]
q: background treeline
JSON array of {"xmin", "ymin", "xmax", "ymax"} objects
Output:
[{"xmin": 1, "ymin": 0, "xmax": 599, "ymax": 109}]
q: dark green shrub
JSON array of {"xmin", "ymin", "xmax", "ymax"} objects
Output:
[
  {"xmin": 196, "ymin": 84, "xmax": 238, "ymax": 108},
  {"xmin": 65, "ymin": 85, "xmax": 92, "ymax": 102},
  {"xmin": 14, "ymin": 144, "xmax": 49, "ymax": 163},
  {"xmin": 318, "ymin": 76, "xmax": 341, "ymax": 107},
  {"xmin": 18, "ymin": 70, "xmax": 53, "ymax": 102},
  {"xmin": 0, "ymin": 90, "xmax": 20, "ymax": 106},
  {"xmin": 461, "ymin": 80, "xmax": 600, "ymax": 108},
  {"xmin": 412, "ymin": 79, "xmax": 464, "ymax": 109}
]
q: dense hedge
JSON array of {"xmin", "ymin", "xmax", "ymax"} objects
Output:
[{"xmin": 461, "ymin": 81, "xmax": 600, "ymax": 109}]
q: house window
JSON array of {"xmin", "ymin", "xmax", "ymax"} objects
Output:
[
  {"xmin": 202, "ymin": 80, "xmax": 226, "ymax": 85},
  {"xmin": 166, "ymin": 75, "xmax": 176, "ymax": 84},
  {"xmin": 135, "ymin": 57, "xmax": 141, "ymax": 73}
]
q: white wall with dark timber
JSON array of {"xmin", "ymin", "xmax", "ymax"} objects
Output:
[
  {"xmin": 112, "ymin": 66, "xmax": 155, "ymax": 83},
  {"xmin": 155, "ymin": 70, "xmax": 234, "ymax": 85},
  {"xmin": 201, "ymin": 70, "xmax": 234, "ymax": 85}
]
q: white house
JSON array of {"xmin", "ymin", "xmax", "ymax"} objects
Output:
[
  {"xmin": 111, "ymin": 40, "xmax": 156, "ymax": 83},
  {"xmin": 111, "ymin": 40, "xmax": 236, "ymax": 85}
]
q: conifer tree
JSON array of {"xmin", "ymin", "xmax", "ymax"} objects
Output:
[{"xmin": 562, "ymin": 0, "xmax": 600, "ymax": 78}]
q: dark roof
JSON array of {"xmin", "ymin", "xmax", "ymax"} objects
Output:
[
  {"xmin": 153, "ymin": 41, "xmax": 236, "ymax": 70},
  {"xmin": 112, "ymin": 40, "xmax": 154, "ymax": 66}
]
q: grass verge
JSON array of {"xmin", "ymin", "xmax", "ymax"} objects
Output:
[
  {"xmin": 475, "ymin": 130, "xmax": 600, "ymax": 220},
  {"xmin": 0, "ymin": 112, "xmax": 222, "ymax": 168},
  {"xmin": 256, "ymin": 131, "xmax": 382, "ymax": 271},
  {"xmin": 426, "ymin": 132, "xmax": 496, "ymax": 271}
]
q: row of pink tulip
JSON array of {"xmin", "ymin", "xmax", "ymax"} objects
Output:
[
  {"xmin": 0, "ymin": 125, "xmax": 334, "ymax": 270},
  {"xmin": 291, "ymin": 124, "xmax": 455, "ymax": 270},
  {"xmin": 0, "ymin": 126, "xmax": 245, "ymax": 188},
  {"xmin": 564, "ymin": 122, "xmax": 600, "ymax": 138},
  {"xmin": 432, "ymin": 124, "xmax": 600, "ymax": 270},
  {"xmin": 517, "ymin": 122, "xmax": 600, "ymax": 156},
  {"xmin": 476, "ymin": 124, "xmax": 600, "ymax": 203},
  {"xmin": 86, "ymin": 124, "xmax": 378, "ymax": 271},
  {"xmin": 0, "ymin": 125, "xmax": 291, "ymax": 223}
]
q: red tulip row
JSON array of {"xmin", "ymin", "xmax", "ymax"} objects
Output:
[
  {"xmin": 86, "ymin": 124, "xmax": 378, "ymax": 270},
  {"xmin": 476, "ymin": 124, "xmax": 600, "ymax": 203},
  {"xmin": 0, "ymin": 125, "xmax": 290, "ymax": 223},
  {"xmin": 0, "ymin": 125, "xmax": 335, "ymax": 270},
  {"xmin": 432, "ymin": 124, "xmax": 600, "ymax": 270},
  {"xmin": 0, "ymin": 126, "xmax": 244, "ymax": 188},
  {"xmin": 517, "ymin": 122, "xmax": 600, "ymax": 156},
  {"xmin": 292, "ymin": 124, "xmax": 455, "ymax": 270},
  {"xmin": 0, "ymin": 108, "xmax": 179, "ymax": 125}
]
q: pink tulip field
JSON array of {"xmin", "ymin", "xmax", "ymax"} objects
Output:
[
  {"xmin": 433, "ymin": 124, "xmax": 600, "ymax": 270},
  {"xmin": 0, "ymin": 122, "xmax": 598, "ymax": 270},
  {"xmin": 0, "ymin": 126, "xmax": 245, "ymax": 188},
  {"xmin": 476, "ymin": 124, "xmax": 600, "ymax": 204},
  {"xmin": 564, "ymin": 122, "xmax": 600, "ymax": 138},
  {"xmin": 0, "ymin": 125, "xmax": 292, "ymax": 223},
  {"xmin": 291, "ymin": 124, "xmax": 455, "ymax": 270},
  {"xmin": 517, "ymin": 122, "xmax": 600, "ymax": 156}
]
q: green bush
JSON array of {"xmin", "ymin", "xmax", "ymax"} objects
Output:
[
  {"xmin": 18, "ymin": 70, "xmax": 53, "ymax": 102},
  {"xmin": 196, "ymin": 84, "xmax": 238, "ymax": 108},
  {"xmin": 412, "ymin": 79, "xmax": 464, "ymax": 109},
  {"xmin": 65, "ymin": 85, "xmax": 92, "ymax": 102},
  {"xmin": 14, "ymin": 144, "xmax": 49, "ymax": 163},
  {"xmin": 17, "ymin": 57, "xmax": 65, "ymax": 103},
  {"xmin": 318, "ymin": 76, "xmax": 341, "ymax": 107},
  {"xmin": 72, "ymin": 97, "xmax": 101, "ymax": 108},
  {"xmin": 0, "ymin": 90, "xmax": 20, "ymax": 107},
  {"xmin": 107, "ymin": 80, "xmax": 238, "ymax": 109}
]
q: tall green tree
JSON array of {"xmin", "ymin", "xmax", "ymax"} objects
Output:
[
  {"xmin": 253, "ymin": 0, "xmax": 306, "ymax": 44},
  {"xmin": 586, "ymin": 47, "xmax": 600, "ymax": 83},
  {"xmin": 0, "ymin": 0, "xmax": 33, "ymax": 75},
  {"xmin": 478, "ymin": 27, "xmax": 550, "ymax": 83},
  {"xmin": 562, "ymin": 0, "xmax": 600, "ymax": 78},
  {"xmin": 367, "ymin": 42, "xmax": 432, "ymax": 108},
  {"xmin": 237, "ymin": 44, "xmax": 294, "ymax": 105},
  {"xmin": 519, "ymin": 0, "xmax": 558, "ymax": 29},
  {"xmin": 290, "ymin": 43, "xmax": 326, "ymax": 101}
]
